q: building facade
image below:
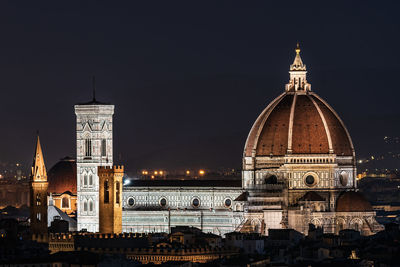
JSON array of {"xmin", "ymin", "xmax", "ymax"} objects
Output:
[
  {"xmin": 74, "ymin": 45, "xmax": 382, "ymax": 236},
  {"xmin": 241, "ymin": 44, "xmax": 382, "ymax": 235},
  {"xmin": 75, "ymin": 99, "xmax": 114, "ymax": 232}
]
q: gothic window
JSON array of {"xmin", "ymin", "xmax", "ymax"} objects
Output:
[
  {"xmin": 36, "ymin": 213, "xmax": 41, "ymax": 222},
  {"xmin": 116, "ymin": 181, "xmax": 120, "ymax": 204},
  {"xmin": 89, "ymin": 174, "xmax": 93, "ymax": 185},
  {"xmin": 36, "ymin": 194, "xmax": 41, "ymax": 206},
  {"xmin": 83, "ymin": 201, "xmax": 88, "ymax": 212},
  {"xmin": 84, "ymin": 174, "xmax": 88, "ymax": 186},
  {"xmin": 62, "ymin": 196, "xmax": 69, "ymax": 209},
  {"xmin": 101, "ymin": 139, "xmax": 107, "ymax": 157},
  {"xmin": 89, "ymin": 201, "xmax": 93, "ymax": 212},
  {"xmin": 104, "ymin": 180, "xmax": 109, "ymax": 203},
  {"xmin": 85, "ymin": 138, "xmax": 92, "ymax": 157}
]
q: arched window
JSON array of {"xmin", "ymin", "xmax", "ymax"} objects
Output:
[
  {"xmin": 85, "ymin": 138, "xmax": 92, "ymax": 157},
  {"xmin": 62, "ymin": 196, "xmax": 69, "ymax": 209},
  {"xmin": 101, "ymin": 139, "xmax": 107, "ymax": 157},
  {"xmin": 338, "ymin": 222, "xmax": 344, "ymax": 232},
  {"xmin": 116, "ymin": 181, "xmax": 120, "ymax": 204},
  {"xmin": 84, "ymin": 175, "xmax": 88, "ymax": 186},
  {"xmin": 89, "ymin": 174, "xmax": 93, "ymax": 185},
  {"xmin": 89, "ymin": 201, "xmax": 93, "ymax": 212},
  {"xmin": 265, "ymin": 175, "xmax": 278, "ymax": 184},
  {"xmin": 36, "ymin": 213, "xmax": 41, "ymax": 222},
  {"xmin": 104, "ymin": 180, "xmax": 109, "ymax": 203},
  {"xmin": 36, "ymin": 194, "xmax": 41, "ymax": 206},
  {"xmin": 83, "ymin": 201, "xmax": 88, "ymax": 212}
]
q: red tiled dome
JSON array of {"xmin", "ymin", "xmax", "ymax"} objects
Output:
[
  {"xmin": 47, "ymin": 157, "xmax": 77, "ymax": 194},
  {"xmin": 336, "ymin": 191, "xmax": 372, "ymax": 212},
  {"xmin": 244, "ymin": 92, "xmax": 354, "ymax": 157}
]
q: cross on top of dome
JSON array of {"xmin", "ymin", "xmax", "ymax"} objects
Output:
[{"xmin": 285, "ymin": 43, "xmax": 311, "ymax": 92}]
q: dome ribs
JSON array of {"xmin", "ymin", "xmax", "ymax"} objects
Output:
[
  {"xmin": 255, "ymin": 94, "xmax": 293, "ymax": 156},
  {"xmin": 292, "ymin": 95, "xmax": 329, "ymax": 154},
  {"xmin": 244, "ymin": 93, "xmax": 286, "ymax": 157},
  {"xmin": 311, "ymin": 95, "xmax": 353, "ymax": 156},
  {"xmin": 244, "ymin": 93, "xmax": 353, "ymax": 158}
]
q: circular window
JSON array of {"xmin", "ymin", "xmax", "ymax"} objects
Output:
[
  {"xmin": 339, "ymin": 172, "xmax": 348, "ymax": 186},
  {"xmin": 127, "ymin": 197, "xmax": 135, "ymax": 206},
  {"xmin": 224, "ymin": 198, "xmax": 232, "ymax": 208},
  {"xmin": 305, "ymin": 175, "xmax": 316, "ymax": 187},
  {"xmin": 160, "ymin": 198, "xmax": 167, "ymax": 207},
  {"xmin": 192, "ymin": 198, "xmax": 200, "ymax": 208}
]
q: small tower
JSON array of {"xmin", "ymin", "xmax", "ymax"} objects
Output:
[
  {"xmin": 285, "ymin": 43, "xmax": 311, "ymax": 92},
  {"xmin": 29, "ymin": 135, "xmax": 49, "ymax": 242},
  {"xmin": 98, "ymin": 165, "xmax": 123, "ymax": 234}
]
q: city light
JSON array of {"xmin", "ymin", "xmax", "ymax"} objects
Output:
[
  {"xmin": 186, "ymin": 170, "xmax": 190, "ymax": 175},
  {"xmin": 199, "ymin": 170, "xmax": 205, "ymax": 175}
]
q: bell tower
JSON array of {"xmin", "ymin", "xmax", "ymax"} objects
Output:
[
  {"xmin": 75, "ymin": 94, "xmax": 114, "ymax": 232},
  {"xmin": 29, "ymin": 135, "xmax": 48, "ymax": 242},
  {"xmin": 98, "ymin": 165, "xmax": 123, "ymax": 234}
]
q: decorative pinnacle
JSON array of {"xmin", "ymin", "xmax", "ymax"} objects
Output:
[
  {"xmin": 285, "ymin": 43, "xmax": 311, "ymax": 92},
  {"xmin": 295, "ymin": 43, "xmax": 300, "ymax": 55}
]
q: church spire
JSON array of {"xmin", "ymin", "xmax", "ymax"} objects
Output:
[
  {"xmin": 31, "ymin": 135, "xmax": 47, "ymax": 182},
  {"xmin": 285, "ymin": 43, "xmax": 311, "ymax": 92}
]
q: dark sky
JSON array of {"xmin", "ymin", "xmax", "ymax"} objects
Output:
[{"xmin": 1, "ymin": 1, "xmax": 400, "ymax": 173}]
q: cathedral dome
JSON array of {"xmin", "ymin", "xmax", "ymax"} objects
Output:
[
  {"xmin": 47, "ymin": 157, "xmax": 77, "ymax": 194},
  {"xmin": 335, "ymin": 191, "xmax": 372, "ymax": 212},
  {"xmin": 244, "ymin": 45, "xmax": 354, "ymax": 158}
]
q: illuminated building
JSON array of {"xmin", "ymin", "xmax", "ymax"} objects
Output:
[
  {"xmin": 29, "ymin": 136, "xmax": 49, "ymax": 242},
  {"xmin": 47, "ymin": 157, "xmax": 77, "ymax": 216},
  {"xmin": 65, "ymin": 45, "xmax": 383, "ymax": 236},
  {"xmin": 241, "ymin": 44, "xmax": 383, "ymax": 235},
  {"xmin": 74, "ymin": 97, "xmax": 114, "ymax": 232}
]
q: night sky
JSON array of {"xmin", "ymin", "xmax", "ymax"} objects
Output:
[{"xmin": 1, "ymin": 1, "xmax": 400, "ymax": 173}]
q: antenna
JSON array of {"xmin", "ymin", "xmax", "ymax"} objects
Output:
[{"xmin": 92, "ymin": 76, "xmax": 96, "ymax": 101}]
